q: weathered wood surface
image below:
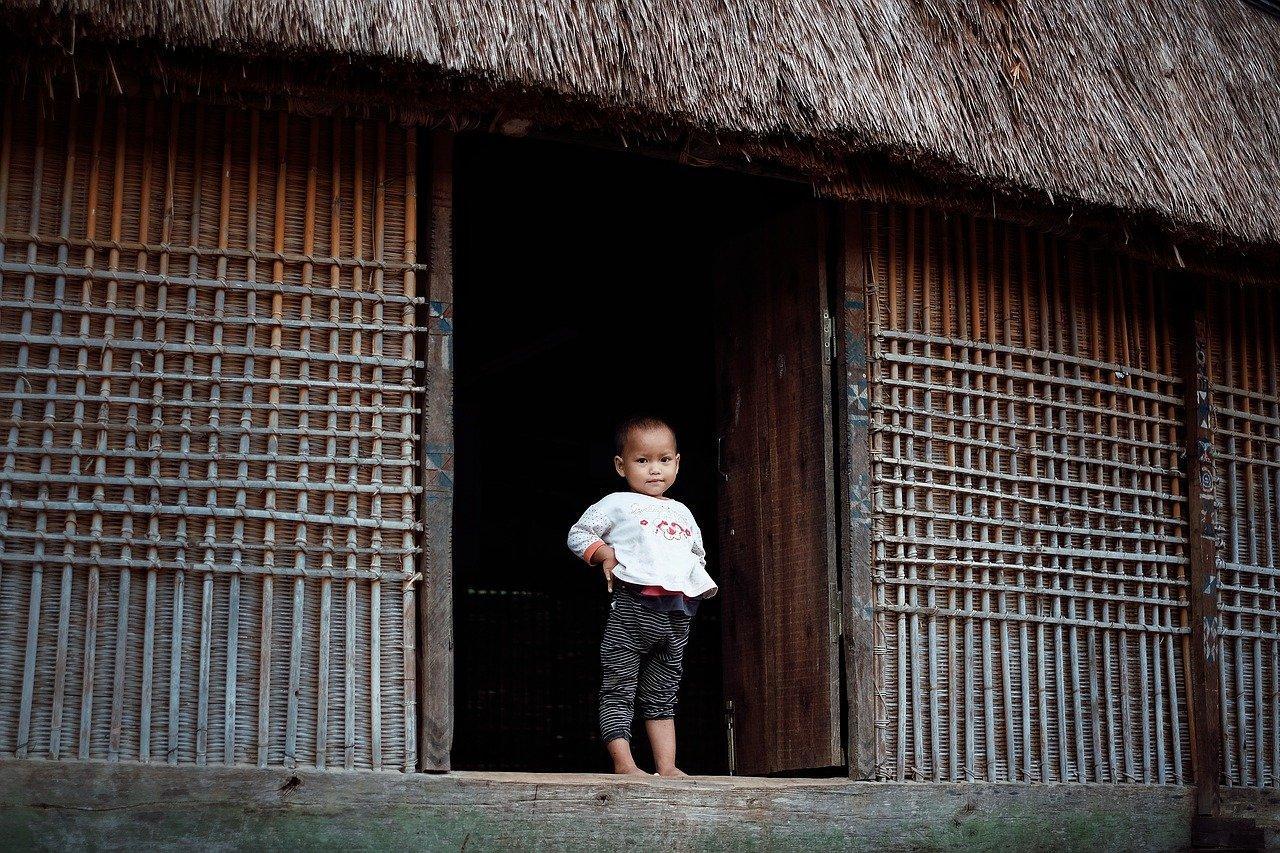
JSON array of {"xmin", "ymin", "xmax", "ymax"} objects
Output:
[
  {"xmin": 0, "ymin": 760, "xmax": 1196, "ymax": 852},
  {"xmin": 1180, "ymin": 279, "xmax": 1224, "ymax": 816},
  {"xmin": 713, "ymin": 201, "xmax": 842, "ymax": 775},
  {"xmin": 838, "ymin": 203, "xmax": 877, "ymax": 780},
  {"xmin": 418, "ymin": 131, "xmax": 455, "ymax": 773}
]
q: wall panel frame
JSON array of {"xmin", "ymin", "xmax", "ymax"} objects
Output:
[
  {"xmin": 860, "ymin": 204, "xmax": 1192, "ymax": 784},
  {"xmin": 0, "ymin": 87, "xmax": 424, "ymax": 772},
  {"xmin": 1205, "ymin": 280, "xmax": 1280, "ymax": 791}
]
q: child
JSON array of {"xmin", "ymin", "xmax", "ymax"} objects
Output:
[{"xmin": 566, "ymin": 414, "xmax": 718, "ymax": 777}]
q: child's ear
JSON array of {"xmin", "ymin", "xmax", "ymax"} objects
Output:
[
  {"xmin": 674, "ymin": 452, "xmax": 681, "ymax": 470},
  {"xmin": 614, "ymin": 456, "xmax": 625, "ymax": 477}
]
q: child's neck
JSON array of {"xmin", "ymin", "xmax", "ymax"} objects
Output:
[{"xmin": 629, "ymin": 488, "xmax": 670, "ymax": 500}]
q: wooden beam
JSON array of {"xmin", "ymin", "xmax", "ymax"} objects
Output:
[
  {"xmin": 0, "ymin": 759, "xmax": 1198, "ymax": 852},
  {"xmin": 837, "ymin": 203, "xmax": 877, "ymax": 779},
  {"xmin": 418, "ymin": 132, "xmax": 455, "ymax": 772},
  {"xmin": 1179, "ymin": 275, "xmax": 1224, "ymax": 817}
]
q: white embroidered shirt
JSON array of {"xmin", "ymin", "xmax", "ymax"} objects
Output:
[{"xmin": 566, "ymin": 491, "xmax": 718, "ymax": 598}]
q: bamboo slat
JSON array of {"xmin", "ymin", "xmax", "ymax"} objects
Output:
[
  {"xmin": 400, "ymin": 128, "xmax": 419, "ymax": 774},
  {"xmin": 13, "ymin": 103, "xmax": 56, "ymax": 761},
  {"xmin": 865, "ymin": 205, "xmax": 1192, "ymax": 783},
  {"xmin": 0, "ymin": 88, "xmax": 423, "ymax": 772}
]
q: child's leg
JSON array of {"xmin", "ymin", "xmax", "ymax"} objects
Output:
[
  {"xmin": 644, "ymin": 718, "xmax": 681, "ymax": 776},
  {"xmin": 599, "ymin": 594, "xmax": 648, "ymax": 774},
  {"xmin": 637, "ymin": 613, "xmax": 692, "ymax": 776}
]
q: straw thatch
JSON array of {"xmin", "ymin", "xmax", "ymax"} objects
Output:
[{"xmin": 4, "ymin": 0, "xmax": 1280, "ymax": 250}]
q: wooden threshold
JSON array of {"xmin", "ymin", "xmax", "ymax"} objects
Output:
[{"xmin": 0, "ymin": 759, "xmax": 1208, "ymax": 851}]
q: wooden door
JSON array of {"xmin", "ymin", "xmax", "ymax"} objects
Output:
[{"xmin": 714, "ymin": 202, "xmax": 843, "ymax": 775}]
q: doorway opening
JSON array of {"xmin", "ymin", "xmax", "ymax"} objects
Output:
[{"xmin": 451, "ymin": 133, "xmax": 835, "ymax": 775}]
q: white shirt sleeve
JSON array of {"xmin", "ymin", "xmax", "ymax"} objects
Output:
[
  {"xmin": 567, "ymin": 499, "xmax": 611, "ymax": 562},
  {"xmin": 689, "ymin": 516, "xmax": 708, "ymax": 570}
]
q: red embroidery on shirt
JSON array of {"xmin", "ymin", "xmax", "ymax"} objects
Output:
[{"xmin": 654, "ymin": 520, "xmax": 692, "ymax": 541}]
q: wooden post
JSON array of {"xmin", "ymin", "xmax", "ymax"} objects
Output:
[
  {"xmin": 418, "ymin": 132, "xmax": 455, "ymax": 772},
  {"xmin": 837, "ymin": 203, "xmax": 876, "ymax": 779},
  {"xmin": 1180, "ymin": 275, "xmax": 1223, "ymax": 817}
]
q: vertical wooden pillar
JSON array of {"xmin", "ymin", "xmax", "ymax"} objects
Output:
[
  {"xmin": 837, "ymin": 203, "xmax": 877, "ymax": 779},
  {"xmin": 418, "ymin": 132, "xmax": 455, "ymax": 772},
  {"xmin": 1180, "ymin": 276, "xmax": 1223, "ymax": 815}
]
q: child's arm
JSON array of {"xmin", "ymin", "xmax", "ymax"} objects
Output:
[
  {"xmin": 690, "ymin": 520, "xmax": 707, "ymax": 570},
  {"xmin": 690, "ymin": 518, "xmax": 715, "ymax": 598},
  {"xmin": 567, "ymin": 503, "xmax": 619, "ymax": 591}
]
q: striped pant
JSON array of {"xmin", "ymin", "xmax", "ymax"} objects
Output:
[{"xmin": 598, "ymin": 587, "xmax": 693, "ymax": 743}]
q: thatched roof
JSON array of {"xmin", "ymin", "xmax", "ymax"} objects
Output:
[{"xmin": 6, "ymin": 0, "xmax": 1280, "ymax": 252}]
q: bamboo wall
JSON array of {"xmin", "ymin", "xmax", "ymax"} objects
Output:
[
  {"xmin": 0, "ymin": 89, "xmax": 422, "ymax": 771},
  {"xmin": 2, "ymin": 80, "xmax": 1273, "ymax": 791},
  {"xmin": 865, "ymin": 206, "xmax": 1193, "ymax": 784},
  {"xmin": 1206, "ymin": 283, "xmax": 1280, "ymax": 788}
]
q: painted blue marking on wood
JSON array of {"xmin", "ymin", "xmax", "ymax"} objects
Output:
[
  {"xmin": 846, "ymin": 331, "xmax": 866, "ymax": 364},
  {"xmin": 849, "ymin": 473, "xmax": 872, "ymax": 524}
]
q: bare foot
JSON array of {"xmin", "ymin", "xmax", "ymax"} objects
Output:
[
  {"xmin": 606, "ymin": 738, "xmax": 647, "ymax": 777},
  {"xmin": 657, "ymin": 767, "xmax": 687, "ymax": 778}
]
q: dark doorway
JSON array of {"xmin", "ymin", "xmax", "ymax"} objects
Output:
[{"xmin": 451, "ymin": 133, "xmax": 834, "ymax": 775}]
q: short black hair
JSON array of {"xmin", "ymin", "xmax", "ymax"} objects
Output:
[{"xmin": 614, "ymin": 414, "xmax": 677, "ymax": 456}]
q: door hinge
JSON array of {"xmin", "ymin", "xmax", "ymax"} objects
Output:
[
  {"xmin": 823, "ymin": 310, "xmax": 835, "ymax": 363},
  {"xmin": 725, "ymin": 700, "xmax": 736, "ymax": 776}
]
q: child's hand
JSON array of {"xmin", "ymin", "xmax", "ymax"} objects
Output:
[{"xmin": 596, "ymin": 545, "xmax": 619, "ymax": 592}]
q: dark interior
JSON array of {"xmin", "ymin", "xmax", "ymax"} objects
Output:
[{"xmin": 452, "ymin": 133, "xmax": 796, "ymax": 774}]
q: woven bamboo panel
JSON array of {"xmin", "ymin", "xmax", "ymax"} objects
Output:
[
  {"xmin": 865, "ymin": 205, "xmax": 1192, "ymax": 783},
  {"xmin": 1206, "ymin": 282, "xmax": 1280, "ymax": 788},
  {"xmin": 0, "ymin": 89, "xmax": 422, "ymax": 771}
]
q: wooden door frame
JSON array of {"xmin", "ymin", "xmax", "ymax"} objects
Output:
[
  {"xmin": 415, "ymin": 144, "xmax": 873, "ymax": 777},
  {"xmin": 834, "ymin": 203, "xmax": 877, "ymax": 779},
  {"xmin": 418, "ymin": 131, "xmax": 455, "ymax": 772}
]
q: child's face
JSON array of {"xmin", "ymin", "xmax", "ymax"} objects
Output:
[{"xmin": 614, "ymin": 426, "xmax": 680, "ymax": 497}]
